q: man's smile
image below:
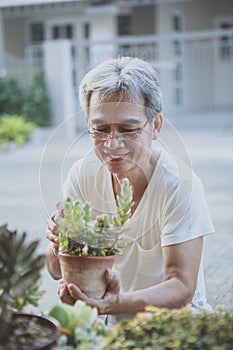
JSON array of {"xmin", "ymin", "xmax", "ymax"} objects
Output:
[{"xmin": 104, "ymin": 153, "xmax": 129, "ymax": 161}]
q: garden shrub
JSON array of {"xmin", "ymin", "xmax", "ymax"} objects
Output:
[
  {"xmin": 22, "ymin": 69, "xmax": 51, "ymax": 127},
  {"xmin": 0, "ymin": 114, "xmax": 36, "ymax": 148},
  {"xmin": 0, "ymin": 76, "xmax": 24, "ymax": 115},
  {"xmin": 50, "ymin": 303, "xmax": 233, "ymax": 350},
  {"xmin": 104, "ymin": 306, "xmax": 233, "ymax": 350},
  {"xmin": 0, "ymin": 70, "xmax": 52, "ymax": 127}
]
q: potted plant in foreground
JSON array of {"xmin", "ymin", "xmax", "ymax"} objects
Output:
[
  {"xmin": 47, "ymin": 300, "xmax": 108, "ymax": 349},
  {"xmin": 47, "ymin": 301, "xmax": 233, "ymax": 350},
  {"xmin": 58, "ymin": 178, "xmax": 134, "ymax": 299},
  {"xmin": 0, "ymin": 224, "xmax": 60, "ymax": 350}
]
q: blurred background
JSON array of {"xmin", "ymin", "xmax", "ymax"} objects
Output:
[
  {"xmin": 0, "ymin": 0, "xmax": 232, "ymax": 312},
  {"xmin": 1, "ymin": 0, "xmax": 233, "ymax": 128}
]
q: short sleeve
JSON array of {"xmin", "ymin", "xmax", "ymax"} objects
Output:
[
  {"xmin": 59, "ymin": 158, "xmax": 85, "ymax": 201},
  {"xmin": 161, "ymin": 173, "xmax": 215, "ymax": 247}
]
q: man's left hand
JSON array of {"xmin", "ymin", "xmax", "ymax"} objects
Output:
[{"xmin": 58, "ymin": 268, "xmax": 120, "ymax": 315}]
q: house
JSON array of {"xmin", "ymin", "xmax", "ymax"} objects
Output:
[{"xmin": 0, "ymin": 0, "xmax": 233, "ymax": 127}]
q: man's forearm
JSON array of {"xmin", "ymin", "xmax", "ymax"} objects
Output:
[
  {"xmin": 46, "ymin": 244, "xmax": 62, "ymax": 280},
  {"xmin": 108, "ymin": 277, "xmax": 193, "ymax": 315}
]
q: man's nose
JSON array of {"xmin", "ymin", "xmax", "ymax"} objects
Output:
[{"xmin": 104, "ymin": 133, "xmax": 124, "ymax": 148}]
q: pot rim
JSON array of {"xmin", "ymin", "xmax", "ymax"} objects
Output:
[
  {"xmin": 58, "ymin": 251, "xmax": 115, "ymax": 260},
  {"xmin": 12, "ymin": 312, "xmax": 61, "ymax": 350}
]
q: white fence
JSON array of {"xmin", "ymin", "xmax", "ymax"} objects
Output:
[
  {"xmin": 71, "ymin": 30, "xmax": 233, "ymax": 120},
  {"xmin": 0, "ymin": 51, "xmax": 31, "ymax": 86},
  {"xmin": 3, "ymin": 28, "xmax": 233, "ymax": 126}
]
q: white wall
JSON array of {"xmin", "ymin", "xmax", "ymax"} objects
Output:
[
  {"xmin": 44, "ymin": 40, "xmax": 76, "ymax": 131},
  {"xmin": 156, "ymin": 0, "xmax": 233, "ymax": 114},
  {"xmin": 4, "ymin": 17, "xmax": 26, "ymax": 58}
]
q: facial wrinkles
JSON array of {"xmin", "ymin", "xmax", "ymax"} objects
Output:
[
  {"xmin": 88, "ymin": 91, "xmax": 147, "ymax": 124},
  {"xmin": 89, "ymin": 96, "xmax": 153, "ymax": 170}
]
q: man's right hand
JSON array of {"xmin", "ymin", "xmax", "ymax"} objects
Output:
[
  {"xmin": 46, "ymin": 213, "xmax": 61, "ymax": 254},
  {"xmin": 46, "ymin": 207, "xmax": 64, "ymax": 279}
]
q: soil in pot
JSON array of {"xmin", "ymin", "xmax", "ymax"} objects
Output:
[
  {"xmin": 4, "ymin": 313, "xmax": 60, "ymax": 350},
  {"xmin": 59, "ymin": 253, "xmax": 115, "ymax": 299}
]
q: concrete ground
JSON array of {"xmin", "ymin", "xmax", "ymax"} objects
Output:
[{"xmin": 0, "ymin": 121, "xmax": 232, "ymax": 313}]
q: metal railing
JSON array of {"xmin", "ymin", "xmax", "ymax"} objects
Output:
[
  {"xmin": 4, "ymin": 28, "xmax": 233, "ymax": 124},
  {"xmin": 71, "ymin": 29, "xmax": 233, "ymax": 118}
]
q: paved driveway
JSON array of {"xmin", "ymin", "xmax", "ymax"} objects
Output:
[{"xmin": 0, "ymin": 123, "xmax": 232, "ymax": 312}]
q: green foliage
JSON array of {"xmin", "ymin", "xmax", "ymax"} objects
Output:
[
  {"xmin": 48, "ymin": 302, "xmax": 233, "ymax": 350},
  {"xmin": 0, "ymin": 224, "xmax": 45, "ymax": 344},
  {"xmin": 0, "ymin": 224, "xmax": 45, "ymax": 311},
  {"xmin": 0, "ymin": 70, "xmax": 51, "ymax": 127},
  {"xmin": 0, "ymin": 114, "xmax": 36, "ymax": 149},
  {"xmin": 104, "ymin": 306, "xmax": 233, "ymax": 350},
  {"xmin": 0, "ymin": 76, "xmax": 24, "ymax": 115},
  {"xmin": 59, "ymin": 178, "xmax": 134, "ymax": 256},
  {"xmin": 22, "ymin": 69, "xmax": 51, "ymax": 126},
  {"xmin": 114, "ymin": 178, "xmax": 134, "ymax": 226},
  {"xmin": 47, "ymin": 301, "xmax": 108, "ymax": 349}
]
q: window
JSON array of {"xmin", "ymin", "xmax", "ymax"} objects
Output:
[
  {"xmin": 173, "ymin": 40, "xmax": 182, "ymax": 57},
  {"xmin": 84, "ymin": 23, "xmax": 90, "ymax": 39},
  {"xmin": 118, "ymin": 15, "xmax": 131, "ymax": 36},
  {"xmin": 52, "ymin": 24, "xmax": 73, "ymax": 40},
  {"xmin": 172, "ymin": 13, "xmax": 183, "ymax": 57},
  {"xmin": 171, "ymin": 12, "xmax": 184, "ymax": 107},
  {"xmin": 219, "ymin": 21, "xmax": 233, "ymax": 60},
  {"xmin": 174, "ymin": 63, "xmax": 182, "ymax": 82},
  {"xmin": 66, "ymin": 25, "xmax": 73, "ymax": 39},
  {"xmin": 83, "ymin": 23, "xmax": 90, "ymax": 73},
  {"xmin": 172, "ymin": 13, "xmax": 183, "ymax": 32},
  {"xmin": 30, "ymin": 23, "xmax": 44, "ymax": 43},
  {"xmin": 174, "ymin": 87, "xmax": 183, "ymax": 106}
]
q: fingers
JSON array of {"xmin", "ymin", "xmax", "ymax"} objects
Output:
[
  {"xmin": 91, "ymin": 269, "xmax": 121, "ymax": 315},
  {"xmin": 46, "ymin": 228, "xmax": 59, "ymax": 245},
  {"xmin": 58, "ymin": 275, "xmax": 120, "ymax": 315},
  {"xmin": 52, "ymin": 212, "xmax": 64, "ymax": 225},
  {"xmin": 58, "ymin": 281, "xmax": 100, "ymax": 309},
  {"xmin": 67, "ymin": 284, "xmax": 100, "ymax": 309},
  {"xmin": 106, "ymin": 268, "xmax": 121, "ymax": 294},
  {"xmin": 46, "ymin": 203, "xmax": 64, "ymax": 244},
  {"xmin": 46, "ymin": 217, "xmax": 60, "ymax": 244},
  {"xmin": 58, "ymin": 280, "xmax": 76, "ymax": 305},
  {"xmin": 48, "ymin": 217, "xmax": 60, "ymax": 235},
  {"xmin": 56, "ymin": 201, "xmax": 65, "ymax": 215}
]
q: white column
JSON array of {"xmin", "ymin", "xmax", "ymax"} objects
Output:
[
  {"xmin": 0, "ymin": 9, "xmax": 4, "ymax": 51},
  {"xmin": 88, "ymin": 5, "xmax": 117, "ymax": 67},
  {"xmin": 0, "ymin": 8, "xmax": 6, "ymax": 76},
  {"xmin": 43, "ymin": 40, "xmax": 76, "ymax": 133}
]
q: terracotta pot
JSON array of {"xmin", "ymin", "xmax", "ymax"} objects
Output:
[{"xmin": 58, "ymin": 252, "xmax": 115, "ymax": 299}]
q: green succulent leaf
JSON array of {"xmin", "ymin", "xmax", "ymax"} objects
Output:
[{"xmin": 58, "ymin": 178, "xmax": 134, "ymax": 256}]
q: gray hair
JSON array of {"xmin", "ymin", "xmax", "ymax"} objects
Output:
[{"xmin": 79, "ymin": 56, "xmax": 162, "ymax": 120}]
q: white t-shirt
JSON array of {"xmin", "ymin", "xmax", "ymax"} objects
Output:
[{"xmin": 60, "ymin": 149, "xmax": 214, "ymax": 321}]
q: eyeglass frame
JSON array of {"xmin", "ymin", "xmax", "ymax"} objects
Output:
[{"xmin": 88, "ymin": 119, "xmax": 150, "ymax": 141}]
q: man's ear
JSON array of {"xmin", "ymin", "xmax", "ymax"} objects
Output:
[
  {"xmin": 85, "ymin": 116, "xmax": 89, "ymax": 125},
  {"xmin": 152, "ymin": 113, "xmax": 163, "ymax": 140}
]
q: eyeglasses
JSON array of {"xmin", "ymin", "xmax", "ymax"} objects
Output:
[{"xmin": 88, "ymin": 119, "xmax": 149, "ymax": 141}]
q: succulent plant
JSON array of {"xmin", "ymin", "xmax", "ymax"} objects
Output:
[
  {"xmin": 48, "ymin": 301, "xmax": 108, "ymax": 349},
  {"xmin": 58, "ymin": 178, "xmax": 134, "ymax": 256},
  {"xmin": 47, "ymin": 301, "xmax": 233, "ymax": 350},
  {"xmin": 0, "ymin": 224, "xmax": 45, "ymax": 344}
]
